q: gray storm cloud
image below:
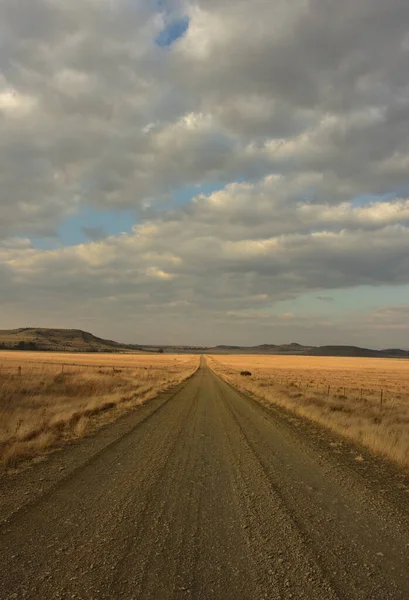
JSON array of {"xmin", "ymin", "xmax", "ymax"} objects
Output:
[{"xmin": 1, "ymin": 0, "xmax": 409, "ymax": 344}]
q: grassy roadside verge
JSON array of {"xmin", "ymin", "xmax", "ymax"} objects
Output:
[
  {"xmin": 207, "ymin": 355, "xmax": 409, "ymax": 468},
  {"xmin": 0, "ymin": 352, "xmax": 199, "ymax": 469}
]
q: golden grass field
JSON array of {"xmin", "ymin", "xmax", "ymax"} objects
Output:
[
  {"xmin": 0, "ymin": 351, "xmax": 199, "ymax": 469},
  {"xmin": 207, "ymin": 354, "xmax": 409, "ymax": 468}
]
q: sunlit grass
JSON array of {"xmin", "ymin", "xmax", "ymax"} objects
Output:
[
  {"xmin": 0, "ymin": 351, "xmax": 199, "ymax": 468},
  {"xmin": 208, "ymin": 354, "xmax": 409, "ymax": 468}
]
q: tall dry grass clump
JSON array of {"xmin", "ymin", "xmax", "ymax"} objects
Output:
[
  {"xmin": 208, "ymin": 354, "xmax": 409, "ymax": 468},
  {"xmin": 0, "ymin": 352, "xmax": 198, "ymax": 468}
]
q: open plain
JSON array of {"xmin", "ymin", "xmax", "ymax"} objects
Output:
[
  {"xmin": 208, "ymin": 354, "xmax": 409, "ymax": 467},
  {"xmin": 0, "ymin": 357, "xmax": 408, "ymax": 599},
  {"xmin": 0, "ymin": 351, "xmax": 199, "ymax": 468}
]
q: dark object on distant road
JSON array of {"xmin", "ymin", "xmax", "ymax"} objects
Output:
[{"xmin": 240, "ymin": 370, "xmax": 252, "ymax": 376}]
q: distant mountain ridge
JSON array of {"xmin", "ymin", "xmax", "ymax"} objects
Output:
[
  {"xmin": 0, "ymin": 328, "xmax": 407, "ymax": 358},
  {"xmin": 212, "ymin": 343, "xmax": 409, "ymax": 358}
]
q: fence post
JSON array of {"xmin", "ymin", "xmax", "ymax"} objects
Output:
[
  {"xmin": 380, "ymin": 389, "xmax": 383, "ymax": 407},
  {"xmin": 327, "ymin": 385, "xmax": 330, "ymax": 396},
  {"xmin": 18, "ymin": 366, "xmax": 22, "ymax": 376}
]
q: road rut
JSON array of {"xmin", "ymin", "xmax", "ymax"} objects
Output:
[{"xmin": 0, "ymin": 358, "xmax": 408, "ymax": 599}]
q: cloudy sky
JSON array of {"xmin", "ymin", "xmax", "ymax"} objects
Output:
[{"xmin": 1, "ymin": 0, "xmax": 409, "ymax": 347}]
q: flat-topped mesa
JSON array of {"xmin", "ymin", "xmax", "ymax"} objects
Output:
[{"xmin": 0, "ymin": 327, "xmax": 140, "ymax": 353}]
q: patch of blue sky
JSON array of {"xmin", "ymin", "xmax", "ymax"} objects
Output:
[
  {"xmin": 351, "ymin": 193, "xmax": 398, "ymax": 207},
  {"xmin": 30, "ymin": 207, "xmax": 136, "ymax": 249},
  {"xmin": 351, "ymin": 186, "xmax": 409, "ymax": 207},
  {"xmin": 30, "ymin": 181, "xmax": 229, "ymax": 249},
  {"xmin": 59, "ymin": 207, "xmax": 135, "ymax": 245},
  {"xmin": 273, "ymin": 284, "xmax": 409, "ymax": 319},
  {"xmin": 171, "ymin": 181, "xmax": 227, "ymax": 206},
  {"xmin": 160, "ymin": 177, "xmax": 251, "ymax": 209},
  {"xmin": 155, "ymin": 15, "xmax": 189, "ymax": 47}
]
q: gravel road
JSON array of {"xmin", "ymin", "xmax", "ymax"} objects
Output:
[{"xmin": 0, "ymin": 358, "xmax": 408, "ymax": 599}]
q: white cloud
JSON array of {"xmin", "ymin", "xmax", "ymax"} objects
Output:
[
  {"xmin": 1, "ymin": 0, "xmax": 408, "ymax": 239},
  {"xmin": 1, "ymin": 0, "xmax": 409, "ymax": 345},
  {"xmin": 1, "ymin": 187, "xmax": 409, "ymax": 328},
  {"xmin": 0, "ymin": 88, "xmax": 37, "ymax": 116},
  {"xmin": 146, "ymin": 267, "xmax": 176, "ymax": 280}
]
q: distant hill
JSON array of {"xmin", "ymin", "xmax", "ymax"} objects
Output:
[
  {"xmin": 161, "ymin": 342, "xmax": 409, "ymax": 357},
  {"xmin": 0, "ymin": 328, "xmax": 143, "ymax": 353},
  {"xmin": 210, "ymin": 343, "xmax": 409, "ymax": 358},
  {"xmin": 307, "ymin": 345, "xmax": 382, "ymax": 357},
  {"xmin": 0, "ymin": 328, "xmax": 408, "ymax": 358}
]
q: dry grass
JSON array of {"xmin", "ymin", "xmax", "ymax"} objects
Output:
[
  {"xmin": 207, "ymin": 354, "xmax": 409, "ymax": 468},
  {"xmin": 0, "ymin": 351, "xmax": 199, "ymax": 468}
]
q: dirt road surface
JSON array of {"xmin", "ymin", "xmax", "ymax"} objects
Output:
[{"xmin": 1, "ymin": 358, "xmax": 408, "ymax": 599}]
